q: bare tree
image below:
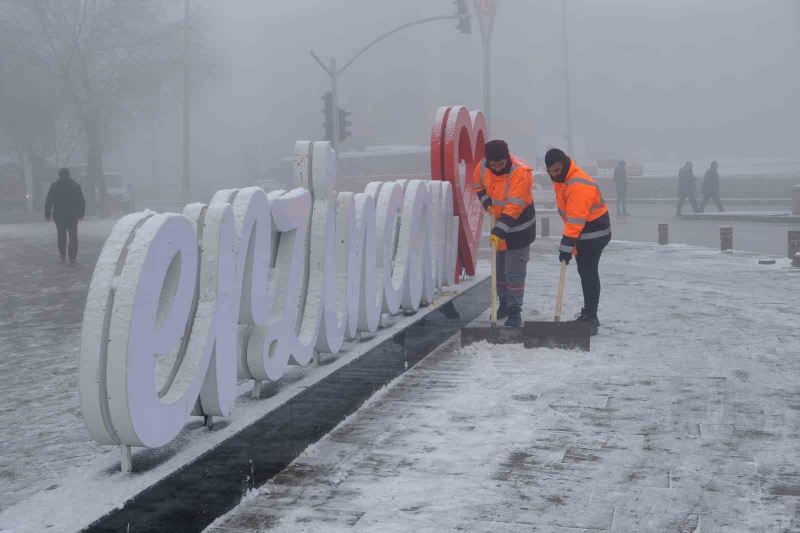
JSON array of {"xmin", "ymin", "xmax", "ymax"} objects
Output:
[{"xmin": 0, "ymin": 1, "xmax": 186, "ymax": 215}]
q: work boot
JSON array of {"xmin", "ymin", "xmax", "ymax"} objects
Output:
[
  {"xmin": 504, "ymin": 306, "xmax": 522, "ymax": 327},
  {"xmin": 496, "ymin": 297, "xmax": 509, "ymax": 320},
  {"xmin": 575, "ymin": 312, "xmax": 600, "ymax": 336},
  {"xmin": 574, "ymin": 308, "xmax": 601, "ymax": 326}
]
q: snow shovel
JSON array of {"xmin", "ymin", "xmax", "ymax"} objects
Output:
[
  {"xmin": 520, "ymin": 260, "xmax": 592, "ymax": 350},
  {"xmin": 461, "ymin": 254, "xmax": 591, "ymax": 350},
  {"xmin": 460, "ymin": 216, "xmax": 524, "ymax": 346}
]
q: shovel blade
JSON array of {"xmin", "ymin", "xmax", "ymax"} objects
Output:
[
  {"xmin": 522, "ymin": 321, "xmax": 591, "ymax": 351},
  {"xmin": 461, "ymin": 320, "xmax": 592, "ymax": 351},
  {"xmin": 460, "ymin": 321, "xmax": 527, "ymax": 347}
]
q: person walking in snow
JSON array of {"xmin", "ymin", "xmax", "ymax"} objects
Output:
[
  {"xmin": 44, "ymin": 168, "xmax": 85, "ymax": 265},
  {"xmin": 546, "ymin": 148, "xmax": 611, "ymax": 336},
  {"xmin": 471, "ymin": 140, "xmax": 536, "ymax": 327},
  {"xmin": 699, "ymin": 161, "xmax": 724, "ymax": 212},
  {"xmin": 676, "ymin": 161, "xmax": 699, "ymax": 216},
  {"xmin": 613, "ymin": 159, "xmax": 628, "ymax": 215}
]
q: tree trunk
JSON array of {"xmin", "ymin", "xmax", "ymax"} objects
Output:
[
  {"xmin": 84, "ymin": 112, "xmax": 106, "ymax": 217},
  {"xmin": 30, "ymin": 154, "xmax": 46, "ymax": 210}
]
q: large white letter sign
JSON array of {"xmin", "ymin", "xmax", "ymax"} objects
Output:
[
  {"xmin": 370, "ymin": 181, "xmax": 405, "ymax": 315},
  {"xmin": 107, "ymin": 214, "xmax": 203, "ymax": 448},
  {"xmin": 246, "ymin": 188, "xmax": 311, "ymax": 382},
  {"xmin": 79, "ymin": 134, "xmax": 470, "ymax": 458},
  {"xmin": 181, "ymin": 202, "xmax": 238, "ymax": 419},
  {"xmin": 80, "ymin": 211, "xmax": 158, "ymax": 445},
  {"xmin": 336, "ymin": 191, "xmax": 360, "ymax": 340},
  {"xmin": 396, "ymin": 180, "xmax": 432, "ymax": 311},
  {"xmin": 353, "ymin": 192, "xmax": 381, "ymax": 333},
  {"xmin": 208, "ymin": 187, "xmax": 274, "ymax": 381}
]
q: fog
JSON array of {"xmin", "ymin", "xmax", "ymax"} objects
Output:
[{"xmin": 5, "ymin": 0, "xmax": 800, "ymax": 199}]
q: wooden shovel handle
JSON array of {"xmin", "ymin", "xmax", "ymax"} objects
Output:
[
  {"xmin": 554, "ymin": 260, "xmax": 568, "ymax": 322},
  {"xmin": 490, "ymin": 215, "xmax": 497, "ymax": 325}
]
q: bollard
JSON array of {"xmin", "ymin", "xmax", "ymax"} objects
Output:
[
  {"xmin": 792, "ymin": 184, "xmax": 800, "ymax": 216},
  {"xmin": 541, "ymin": 216, "xmax": 550, "ymax": 238},
  {"xmin": 720, "ymin": 226, "xmax": 733, "ymax": 251},
  {"xmin": 794, "ymin": 253, "xmax": 800, "ymax": 268},
  {"xmin": 789, "ymin": 230, "xmax": 800, "ymax": 260},
  {"xmin": 658, "ymin": 223, "xmax": 669, "ymax": 245}
]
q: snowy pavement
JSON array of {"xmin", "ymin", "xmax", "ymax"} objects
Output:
[
  {"xmin": 0, "ymin": 218, "xmax": 486, "ymax": 533},
  {"xmin": 0, "ymin": 220, "xmax": 116, "ymax": 511},
  {"xmin": 208, "ymin": 238, "xmax": 800, "ymax": 532}
]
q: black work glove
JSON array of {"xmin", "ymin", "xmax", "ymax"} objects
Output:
[{"xmin": 559, "ymin": 236, "xmax": 576, "ymax": 264}]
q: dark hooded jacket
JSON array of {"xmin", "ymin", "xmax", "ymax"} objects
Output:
[
  {"xmin": 702, "ymin": 166, "xmax": 720, "ymax": 196},
  {"xmin": 45, "ymin": 175, "xmax": 86, "ymax": 220},
  {"xmin": 678, "ymin": 164, "xmax": 696, "ymax": 195},
  {"xmin": 613, "ymin": 161, "xmax": 627, "ymax": 192}
]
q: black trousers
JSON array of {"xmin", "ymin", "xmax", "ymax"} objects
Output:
[
  {"xmin": 699, "ymin": 194, "xmax": 724, "ymax": 212},
  {"xmin": 575, "ymin": 234, "xmax": 610, "ymax": 316},
  {"xmin": 615, "ymin": 185, "xmax": 627, "ymax": 214},
  {"xmin": 54, "ymin": 217, "xmax": 79, "ymax": 261},
  {"xmin": 676, "ymin": 192, "xmax": 699, "ymax": 215}
]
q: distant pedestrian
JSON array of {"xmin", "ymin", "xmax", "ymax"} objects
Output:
[
  {"xmin": 44, "ymin": 168, "xmax": 85, "ymax": 265},
  {"xmin": 676, "ymin": 161, "xmax": 699, "ymax": 216},
  {"xmin": 613, "ymin": 159, "xmax": 628, "ymax": 215},
  {"xmin": 699, "ymin": 161, "xmax": 724, "ymax": 212}
]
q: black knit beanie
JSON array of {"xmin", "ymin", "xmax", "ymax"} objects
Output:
[
  {"xmin": 545, "ymin": 148, "xmax": 567, "ymax": 168},
  {"xmin": 485, "ymin": 140, "xmax": 510, "ymax": 162}
]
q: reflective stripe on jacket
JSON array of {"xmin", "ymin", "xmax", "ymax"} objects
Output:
[
  {"xmin": 471, "ymin": 155, "xmax": 536, "ymax": 251},
  {"xmin": 553, "ymin": 160, "xmax": 610, "ymax": 253}
]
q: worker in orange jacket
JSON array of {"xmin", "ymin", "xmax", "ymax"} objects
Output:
[
  {"xmin": 471, "ymin": 140, "xmax": 536, "ymax": 327},
  {"xmin": 545, "ymin": 148, "xmax": 611, "ymax": 335}
]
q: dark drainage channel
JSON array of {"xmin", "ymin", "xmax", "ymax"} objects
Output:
[{"xmin": 83, "ymin": 277, "xmax": 489, "ymax": 533}]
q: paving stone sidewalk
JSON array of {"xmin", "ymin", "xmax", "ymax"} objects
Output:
[{"xmin": 209, "ymin": 239, "xmax": 800, "ymax": 533}]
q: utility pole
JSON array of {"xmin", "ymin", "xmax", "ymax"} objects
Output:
[
  {"xmin": 474, "ymin": 0, "xmax": 497, "ymax": 136},
  {"xmin": 311, "ymin": 9, "xmax": 472, "ymax": 155},
  {"xmin": 182, "ymin": 0, "xmax": 191, "ymax": 204},
  {"xmin": 330, "ymin": 58, "xmax": 340, "ymax": 155},
  {"xmin": 561, "ymin": 0, "xmax": 574, "ymax": 156}
]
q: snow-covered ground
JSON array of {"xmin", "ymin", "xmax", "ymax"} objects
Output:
[
  {"xmin": 0, "ymin": 219, "xmax": 483, "ymax": 533},
  {"xmin": 208, "ymin": 238, "xmax": 800, "ymax": 532}
]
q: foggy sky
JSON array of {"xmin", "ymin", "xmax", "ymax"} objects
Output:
[{"xmin": 112, "ymin": 0, "xmax": 800, "ymax": 192}]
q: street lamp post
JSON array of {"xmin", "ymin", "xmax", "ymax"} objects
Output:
[
  {"xmin": 182, "ymin": 0, "xmax": 191, "ymax": 204},
  {"xmin": 474, "ymin": 0, "xmax": 497, "ymax": 136},
  {"xmin": 561, "ymin": 0, "xmax": 574, "ymax": 156},
  {"xmin": 311, "ymin": 11, "xmax": 473, "ymax": 155}
]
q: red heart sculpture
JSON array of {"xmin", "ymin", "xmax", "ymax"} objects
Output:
[{"xmin": 430, "ymin": 106, "xmax": 487, "ymax": 282}]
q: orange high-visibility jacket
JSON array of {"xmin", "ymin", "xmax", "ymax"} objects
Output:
[
  {"xmin": 471, "ymin": 155, "xmax": 536, "ymax": 251},
  {"xmin": 553, "ymin": 160, "xmax": 610, "ymax": 254}
]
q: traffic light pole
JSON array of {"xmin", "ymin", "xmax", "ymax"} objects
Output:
[
  {"xmin": 561, "ymin": 0, "xmax": 574, "ymax": 156},
  {"xmin": 311, "ymin": 12, "xmax": 472, "ymax": 152},
  {"xmin": 474, "ymin": 1, "xmax": 497, "ymax": 136},
  {"xmin": 330, "ymin": 58, "xmax": 340, "ymax": 156}
]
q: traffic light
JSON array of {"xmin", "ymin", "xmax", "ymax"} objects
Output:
[
  {"xmin": 454, "ymin": 0, "xmax": 471, "ymax": 35},
  {"xmin": 338, "ymin": 108, "xmax": 352, "ymax": 142},
  {"xmin": 322, "ymin": 91, "xmax": 334, "ymax": 142}
]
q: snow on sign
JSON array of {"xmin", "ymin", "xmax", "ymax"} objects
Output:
[
  {"xmin": 78, "ymin": 140, "xmax": 459, "ymax": 452},
  {"xmin": 431, "ymin": 105, "xmax": 487, "ymax": 281}
]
